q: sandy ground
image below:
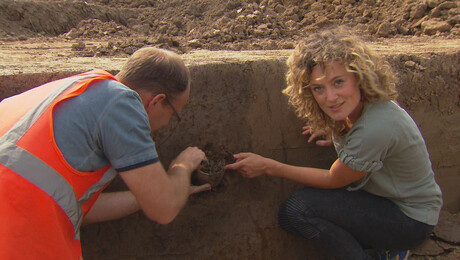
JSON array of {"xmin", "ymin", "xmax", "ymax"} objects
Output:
[{"xmin": 0, "ymin": 36, "xmax": 459, "ymax": 76}]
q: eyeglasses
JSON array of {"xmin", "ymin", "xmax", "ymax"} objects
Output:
[{"xmin": 152, "ymin": 93, "xmax": 181, "ymax": 122}]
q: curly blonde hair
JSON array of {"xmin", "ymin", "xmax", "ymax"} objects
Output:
[{"xmin": 283, "ymin": 26, "xmax": 398, "ymax": 136}]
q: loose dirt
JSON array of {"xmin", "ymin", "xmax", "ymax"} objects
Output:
[
  {"xmin": 1, "ymin": 0, "xmax": 459, "ymax": 56},
  {"xmin": 1, "ymin": 0, "xmax": 459, "ymax": 75}
]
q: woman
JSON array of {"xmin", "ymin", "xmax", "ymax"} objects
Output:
[{"xmin": 224, "ymin": 27, "xmax": 442, "ymax": 260}]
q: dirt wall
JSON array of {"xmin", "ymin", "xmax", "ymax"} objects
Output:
[
  {"xmin": 79, "ymin": 58, "xmax": 338, "ymax": 260},
  {"xmin": 0, "ymin": 50, "xmax": 458, "ymax": 259},
  {"xmin": 387, "ymin": 52, "xmax": 460, "ymax": 213},
  {"xmin": 86, "ymin": 52, "xmax": 460, "ymax": 259}
]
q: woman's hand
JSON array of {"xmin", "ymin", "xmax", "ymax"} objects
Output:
[
  {"xmin": 224, "ymin": 153, "xmax": 274, "ymax": 178},
  {"xmin": 302, "ymin": 125, "xmax": 333, "ymax": 146}
]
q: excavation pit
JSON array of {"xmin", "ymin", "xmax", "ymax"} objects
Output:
[{"xmin": 1, "ymin": 44, "xmax": 459, "ymax": 259}]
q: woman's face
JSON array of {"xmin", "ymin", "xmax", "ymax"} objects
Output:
[{"xmin": 308, "ymin": 61, "xmax": 363, "ymax": 123}]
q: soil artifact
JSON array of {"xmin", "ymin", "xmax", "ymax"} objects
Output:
[{"xmin": 191, "ymin": 159, "xmax": 226, "ymax": 188}]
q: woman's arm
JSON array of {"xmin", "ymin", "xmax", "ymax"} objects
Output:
[{"xmin": 224, "ymin": 153, "xmax": 367, "ymax": 189}]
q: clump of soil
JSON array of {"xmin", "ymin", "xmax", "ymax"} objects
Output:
[
  {"xmin": 1, "ymin": 0, "xmax": 458, "ymax": 56},
  {"xmin": 191, "ymin": 150, "xmax": 234, "ymax": 188}
]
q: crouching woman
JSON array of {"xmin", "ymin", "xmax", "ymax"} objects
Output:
[{"xmin": 225, "ymin": 27, "xmax": 442, "ymax": 260}]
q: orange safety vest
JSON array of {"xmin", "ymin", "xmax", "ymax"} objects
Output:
[{"xmin": 0, "ymin": 70, "xmax": 119, "ymax": 259}]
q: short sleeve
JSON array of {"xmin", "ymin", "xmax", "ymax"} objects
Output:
[
  {"xmin": 53, "ymin": 79, "xmax": 158, "ymax": 172},
  {"xmin": 97, "ymin": 87, "xmax": 159, "ymax": 171},
  {"xmin": 336, "ymin": 104, "xmax": 397, "ymax": 173}
]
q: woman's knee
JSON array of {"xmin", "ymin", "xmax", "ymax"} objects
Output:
[{"xmin": 278, "ymin": 188, "xmax": 319, "ymax": 237}]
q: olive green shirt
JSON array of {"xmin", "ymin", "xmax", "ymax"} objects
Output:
[{"xmin": 333, "ymin": 101, "xmax": 442, "ymax": 225}]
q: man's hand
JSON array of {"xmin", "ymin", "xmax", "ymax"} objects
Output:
[
  {"xmin": 172, "ymin": 147, "xmax": 211, "ymax": 195},
  {"xmin": 169, "ymin": 146, "xmax": 207, "ymax": 176},
  {"xmin": 189, "ymin": 184, "xmax": 211, "ymax": 195},
  {"xmin": 302, "ymin": 125, "xmax": 333, "ymax": 146}
]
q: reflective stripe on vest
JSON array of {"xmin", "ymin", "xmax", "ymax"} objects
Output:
[{"xmin": 0, "ymin": 71, "xmax": 118, "ymax": 240}]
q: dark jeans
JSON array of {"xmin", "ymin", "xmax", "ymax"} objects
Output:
[{"xmin": 278, "ymin": 187, "xmax": 434, "ymax": 260}]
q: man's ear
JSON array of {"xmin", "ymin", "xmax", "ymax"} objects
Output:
[{"xmin": 147, "ymin": 93, "xmax": 166, "ymax": 110}]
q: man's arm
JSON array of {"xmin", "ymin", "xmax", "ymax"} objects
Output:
[
  {"xmin": 119, "ymin": 147, "xmax": 206, "ymax": 224},
  {"xmin": 83, "ymin": 162, "xmax": 211, "ymax": 226},
  {"xmin": 82, "ymin": 191, "xmax": 140, "ymax": 226},
  {"xmin": 119, "ymin": 162, "xmax": 188, "ymax": 224}
]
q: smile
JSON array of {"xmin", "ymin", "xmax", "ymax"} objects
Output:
[{"xmin": 328, "ymin": 103, "xmax": 343, "ymax": 111}]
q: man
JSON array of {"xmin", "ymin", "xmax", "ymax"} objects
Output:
[{"xmin": 0, "ymin": 47, "xmax": 210, "ymax": 259}]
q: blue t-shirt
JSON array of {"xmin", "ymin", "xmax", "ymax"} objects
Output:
[{"xmin": 53, "ymin": 79, "xmax": 159, "ymax": 172}]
